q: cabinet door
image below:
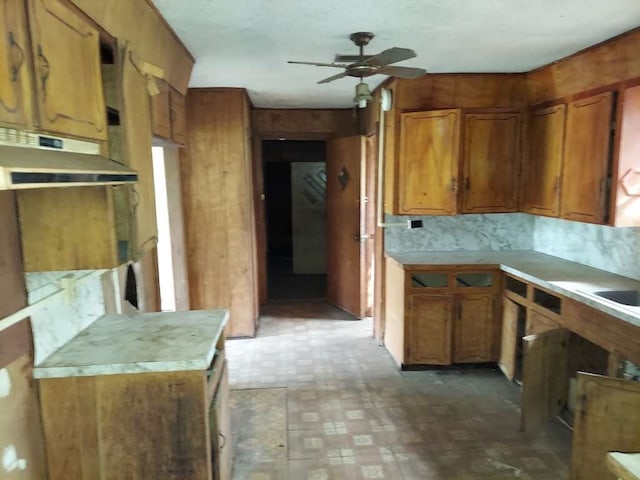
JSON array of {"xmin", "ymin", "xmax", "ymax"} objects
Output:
[
  {"xmin": 212, "ymin": 362, "xmax": 232, "ymax": 480},
  {"xmin": 453, "ymin": 293, "xmax": 495, "ymax": 363},
  {"xmin": 406, "ymin": 294, "xmax": 453, "ymax": 365},
  {"xmin": 560, "ymin": 92, "xmax": 613, "ymax": 223},
  {"xmin": 522, "ymin": 104, "xmax": 566, "ymax": 217},
  {"xmin": 570, "ymin": 372, "xmax": 640, "ymax": 480},
  {"xmin": 499, "ymin": 297, "xmax": 519, "ymax": 381},
  {"xmin": 397, "ymin": 109, "xmax": 460, "ymax": 215},
  {"xmin": 461, "ymin": 112, "xmax": 521, "ymax": 213},
  {"xmin": 150, "ymin": 82, "xmax": 170, "ymax": 139},
  {"xmin": 0, "ymin": 0, "xmax": 33, "ymax": 127},
  {"xmin": 28, "ymin": 0, "xmax": 107, "ymax": 140},
  {"xmin": 170, "ymin": 87, "xmax": 186, "ymax": 145},
  {"xmin": 521, "ymin": 328, "xmax": 569, "ymax": 432}
]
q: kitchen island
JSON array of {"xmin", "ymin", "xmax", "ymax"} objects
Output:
[{"xmin": 34, "ymin": 309, "xmax": 231, "ymax": 480}]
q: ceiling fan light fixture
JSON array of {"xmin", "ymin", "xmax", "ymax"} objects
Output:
[{"xmin": 354, "ymin": 80, "xmax": 372, "ymax": 108}]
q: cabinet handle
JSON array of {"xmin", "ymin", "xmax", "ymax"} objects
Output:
[
  {"xmin": 37, "ymin": 44, "xmax": 51, "ymax": 100},
  {"xmin": 450, "ymin": 178, "xmax": 458, "ymax": 192},
  {"xmin": 465, "ymin": 177, "xmax": 470, "ymax": 190},
  {"xmin": 218, "ymin": 432, "xmax": 226, "ymax": 450},
  {"xmin": 553, "ymin": 176, "xmax": 560, "ymax": 192},
  {"xmin": 8, "ymin": 32, "xmax": 25, "ymax": 82}
]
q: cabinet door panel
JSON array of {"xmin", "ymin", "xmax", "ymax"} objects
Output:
[
  {"xmin": 0, "ymin": 0, "xmax": 33, "ymax": 127},
  {"xmin": 28, "ymin": 0, "xmax": 107, "ymax": 140},
  {"xmin": 462, "ymin": 113, "xmax": 521, "ymax": 213},
  {"xmin": 170, "ymin": 87, "xmax": 186, "ymax": 145},
  {"xmin": 453, "ymin": 293, "xmax": 494, "ymax": 363},
  {"xmin": 521, "ymin": 328, "xmax": 569, "ymax": 432},
  {"xmin": 570, "ymin": 372, "xmax": 640, "ymax": 480},
  {"xmin": 151, "ymin": 83, "xmax": 170, "ymax": 139},
  {"xmin": 561, "ymin": 92, "xmax": 613, "ymax": 223},
  {"xmin": 522, "ymin": 104, "xmax": 565, "ymax": 216},
  {"xmin": 499, "ymin": 297, "xmax": 519, "ymax": 380},
  {"xmin": 398, "ymin": 109, "xmax": 460, "ymax": 215},
  {"xmin": 407, "ymin": 294, "xmax": 453, "ymax": 365}
]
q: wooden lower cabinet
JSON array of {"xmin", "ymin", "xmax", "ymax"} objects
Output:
[
  {"xmin": 39, "ymin": 362, "xmax": 230, "ymax": 479},
  {"xmin": 407, "ymin": 294, "xmax": 453, "ymax": 364},
  {"xmin": 384, "ymin": 259, "xmax": 499, "ymax": 368}
]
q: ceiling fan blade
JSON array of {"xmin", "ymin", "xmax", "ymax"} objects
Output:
[
  {"xmin": 288, "ymin": 60, "xmax": 346, "ymax": 68},
  {"xmin": 365, "ymin": 47, "xmax": 416, "ymax": 67},
  {"xmin": 317, "ymin": 71, "xmax": 348, "ymax": 84},
  {"xmin": 334, "ymin": 54, "xmax": 373, "ymax": 63},
  {"xmin": 377, "ymin": 65, "xmax": 426, "ymax": 79}
]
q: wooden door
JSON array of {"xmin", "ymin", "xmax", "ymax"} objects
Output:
[
  {"xmin": 461, "ymin": 112, "xmax": 521, "ymax": 213},
  {"xmin": 28, "ymin": 0, "xmax": 107, "ymax": 140},
  {"xmin": 397, "ymin": 109, "xmax": 460, "ymax": 215},
  {"xmin": 326, "ymin": 135, "xmax": 365, "ymax": 318},
  {"xmin": 570, "ymin": 372, "xmax": 640, "ymax": 480},
  {"xmin": 212, "ymin": 363, "xmax": 232, "ymax": 480},
  {"xmin": 522, "ymin": 104, "xmax": 566, "ymax": 216},
  {"xmin": 521, "ymin": 328, "xmax": 569, "ymax": 432},
  {"xmin": 0, "ymin": 0, "xmax": 33, "ymax": 127},
  {"xmin": 453, "ymin": 293, "xmax": 494, "ymax": 363},
  {"xmin": 499, "ymin": 297, "xmax": 519, "ymax": 381},
  {"xmin": 561, "ymin": 92, "xmax": 613, "ymax": 223},
  {"xmin": 407, "ymin": 294, "xmax": 453, "ymax": 365}
]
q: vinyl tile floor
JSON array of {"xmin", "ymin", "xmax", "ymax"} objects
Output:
[{"xmin": 226, "ymin": 302, "xmax": 572, "ymax": 480}]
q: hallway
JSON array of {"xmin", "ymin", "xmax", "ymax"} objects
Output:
[{"xmin": 226, "ymin": 303, "xmax": 572, "ymax": 479}]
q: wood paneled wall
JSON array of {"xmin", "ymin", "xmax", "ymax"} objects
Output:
[
  {"xmin": 180, "ymin": 88, "xmax": 258, "ymax": 337},
  {"xmin": 252, "ymin": 108, "xmax": 357, "ymax": 139},
  {"xmin": 527, "ymin": 28, "xmax": 640, "ymax": 105},
  {"xmin": 70, "ymin": 0, "xmax": 194, "ymax": 93},
  {"xmin": 0, "ymin": 191, "xmax": 47, "ymax": 479}
]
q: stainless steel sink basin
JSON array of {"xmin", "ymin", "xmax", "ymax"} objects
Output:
[{"xmin": 592, "ymin": 290, "xmax": 640, "ymax": 306}]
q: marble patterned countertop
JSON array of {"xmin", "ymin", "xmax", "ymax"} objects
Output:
[
  {"xmin": 33, "ymin": 309, "xmax": 229, "ymax": 379},
  {"xmin": 386, "ymin": 250, "xmax": 640, "ymax": 328}
]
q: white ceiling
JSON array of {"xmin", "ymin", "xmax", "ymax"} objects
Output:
[{"xmin": 152, "ymin": 0, "xmax": 640, "ymax": 109}]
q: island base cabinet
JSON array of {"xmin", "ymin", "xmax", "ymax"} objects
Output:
[{"xmin": 39, "ymin": 371, "xmax": 215, "ymax": 480}]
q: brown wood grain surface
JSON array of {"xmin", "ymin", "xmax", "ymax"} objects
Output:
[
  {"xmin": 252, "ymin": 109, "xmax": 357, "ymax": 138},
  {"xmin": 407, "ymin": 294, "xmax": 453, "ymax": 365},
  {"xmin": 180, "ymin": 88, "xmax": 257, "ymax": 337}
]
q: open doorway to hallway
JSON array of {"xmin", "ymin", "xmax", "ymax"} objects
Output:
[{"xmin": 263, "ymin": 140, "xmax": 327, "ymax": 301}]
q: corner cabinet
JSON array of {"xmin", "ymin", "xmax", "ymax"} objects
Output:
[
  {"xmin": 395, "ymin": 109, "xmax": 461, "ymax": 215},
  {"xmin": 460, "ymin": 112, "xmax": 522, "ymax": 213},
  {"xmin": 384, "ymin": 258, "xmax": 500, "ymax": 368},
  {"xmin": 0, "ymin": 0, "xmax": 33, "ymax": 128},
  {"xmin": 560, "ymin": 92, "xmax": 613, "ymax": 223},
  {"xmin": 151, "ymin": 80, "xmax": 186, "ymax": 146},
  {"xmin": 27, "ymin": 0, "xmax": 107, "ymax": 140}
]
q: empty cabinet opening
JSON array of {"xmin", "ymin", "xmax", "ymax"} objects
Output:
[
  {"xmin": 263, "ymin": 140, "xmax": 327, "ymax": 300},
  {"xmin": 411, "ymin": 272, "xmax": 448, "ymax": 288},
  {"xmin": 514, "ymin": 304, "xmax": 527, "ymax": 383},
  {"xmin": 533, "ymin": 288, "xmax": 562, "ymax": 315},
  {"xmin": 505, "ymin": 276, "xmax": 527, "ymax": 298}
]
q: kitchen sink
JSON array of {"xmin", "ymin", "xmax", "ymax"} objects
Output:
[{"xmin": 592, "ymin": 290, "xmax": 640, "ymax": 306}]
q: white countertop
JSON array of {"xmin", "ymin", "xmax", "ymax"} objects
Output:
[
  {"xmin": 386, "ymin": 250, "xmax": 640, "ymax": 327},
  {"xmin": 33, "ymin": 309, "xmax": 229, "ymax": 379}
]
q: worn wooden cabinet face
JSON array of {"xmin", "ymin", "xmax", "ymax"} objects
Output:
[
  {"xmin": 0, "ymin": 0, "xmax": 33, "ymax": 127},
  {"xmin": 453, "ymin": 293, "xmax": 494, "ymax": 363},
  {"xmin": 560, "ymin": 92, "xmax": 613, "ymax": 223},
  {"xmin": 499, "ymin": 296, "xmax": 519, "ymax": 381},
  {"xmin": 407, "ymin": 294, "xmax": 453, "ymax": 365},
  {"xmin": 151, "ymin": 83, "xmax": 171, "ymax": 139},
  {"xmin": 170, "ymin": 87, "xmax": 186, "ymax": 145},
  {"xmin": 461, "ymin": 112, "xmax": 521, "ymax": 213},
  {"xmin": 522, "ymin": 104, "xmax": 566, "ymax": 217},
  {"xmin": 397, "ymin": 109, "xmax": 460, "ymax": 215},
  {"xmin": 28, "ymin": 0, "xmax": 107, "ymax": 140}
]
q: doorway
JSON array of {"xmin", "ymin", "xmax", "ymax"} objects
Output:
[{"xmin": 263, "ymin": 140, "xmax": 327, "ymax": 301}]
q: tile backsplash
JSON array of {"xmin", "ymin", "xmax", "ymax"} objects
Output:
[
  {"xmin": 385, "ymin": 213, "xmax": 534, "ymax": 252},
  {"xmin": 385, "ymin": 213, "xmax": 640, "ymax": 281}
]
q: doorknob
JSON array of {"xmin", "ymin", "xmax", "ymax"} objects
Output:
[{"xmin": 354, "ymin": 234, "xmax": 372, "ymax": 241}]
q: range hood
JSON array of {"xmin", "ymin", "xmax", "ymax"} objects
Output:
[{"xmin": 0, "ymin": 128, "xmax": 138, "ymax": 190}]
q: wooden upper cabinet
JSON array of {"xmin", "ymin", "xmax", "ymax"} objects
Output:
[
  {"xmin": 169, "ymin": 87, "xmax": 186, "ymax": 145},
  {"xmin": 150, "ymin": 81, "xmax": 170, "ymax": 139},
  {"xmin": 522, "ymin": 104, "xmax": 566, "ymax": 217},
  {"xmin": 461, "ymin": 112, "xmax": 521, "ymax": 213},
  {"xmin": 0, "ymin": 0, "xmax": 33, "ymax": 127},
  {"xmin": 397, "ymin": 109, "xmax": 460, "ymax": 215},
  {"xmin": 28, "ymin": 0, "xmax": 107, "ymax": 140},
  {"xmin": 560, "ymin": 92, "xmax": 613, "ymax": 224}
]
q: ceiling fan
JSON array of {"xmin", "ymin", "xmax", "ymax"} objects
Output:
[{"xmin": 288, "ymin": 32, "xmax": 426, "ymax": 107}]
